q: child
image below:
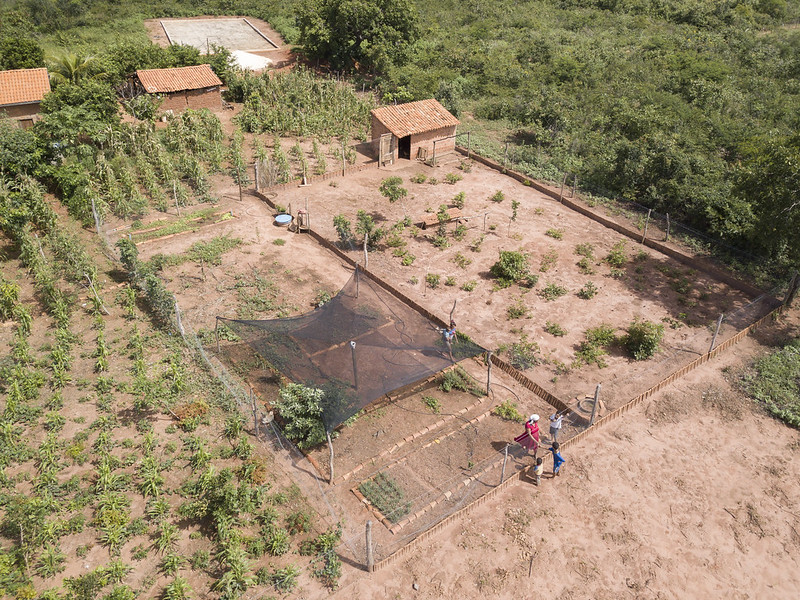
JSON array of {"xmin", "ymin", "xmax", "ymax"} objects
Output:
[
  {"xmin": 549, "ymin": 411, "xmax": 564, "ymax": 442},
  {"xmin": 548, "ymin": 441, "xmax": 566, "ymax": 477},
  {"xmin": 533, "ymin": 457, "xmax": 544, "ymax": 486}
]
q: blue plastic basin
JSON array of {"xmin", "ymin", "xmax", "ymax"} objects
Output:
[{"xmin": 275, "ymin": 214, "xmax": 292, "ymax": 226}]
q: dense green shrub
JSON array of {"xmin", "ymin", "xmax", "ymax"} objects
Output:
[
  {"xmin": 273, "ymin": 383, "xmax": 327, "ymax": 449},
  {"xmin": 742, "ymin": 339, "xmax": 800, "ymax": 427},
  {"xmin": 621, "ymin": 319, "xmax": 664, "ymax": 360},
  {"xmin": 490, "ymin": 250, "xmax": 531, "ymax": 287}
]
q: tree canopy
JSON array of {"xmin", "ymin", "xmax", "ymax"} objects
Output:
[{"xmin": 297, "ymin": 0, "xmax": 420, "ymax": 73}]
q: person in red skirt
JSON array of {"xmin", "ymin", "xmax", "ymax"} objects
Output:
[{"xmin": 514, "ymin": 414, "xmax": 540, "ymax": 457}]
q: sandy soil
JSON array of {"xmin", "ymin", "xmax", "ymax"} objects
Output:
[{"xmin": 332, "ymin": 317, "xmax": 800, "ymax": 599}]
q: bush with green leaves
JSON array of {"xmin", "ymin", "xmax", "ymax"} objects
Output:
[
  {"xmin": 379, "ymin": 176, "xmax": 408, "ymax": 202},
  {"xmin": 273, "ymin": 383, "xmax": 327, "ymax": 449},
  {"xmin": 575, "ymin": 324, "xmax": 617, "ymax": 368},
  {"xmin": 490, "ymin": 250, "xmax": 531, "ymax": 287},
  {"xmin": 538, "ymin": 283, "xmax": 568, "ymax": 301},
  {"xmin": 333, "ymin": 214, "xmax": 354, "ymax": 246},
  {"xmin": 577, "ymin": 281, "xmax": 598, "ymax": 299},
  {"xmin": 492, "ymin": 400, "xmax": 525, "ymax": 422},
  {"xmin": 604, "ymin": 240, "xmax": 628, "ymax": 268},
  {"xmin": 621, "ymin": 319, "xmax": 664, "ymax": 360}
]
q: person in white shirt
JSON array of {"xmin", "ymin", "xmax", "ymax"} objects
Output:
[{"xmin": 549, "ymin": 412, "xmax": 564, "ymax": 442}]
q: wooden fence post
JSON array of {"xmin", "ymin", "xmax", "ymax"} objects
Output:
[
  {"xmin": 641, "ymin": 209, "xmax": 652, "ymax": 243},
  {"xmin": 709, "ymin": 313, "xmax": 724, "ymax": 354},
  {"xmin": 589, "ymin": 384, "xmax": 601, "ymax": 426},
  {"xmin": 500, "ymin": 444, "xmax": 509, "ymax": 484},
  {"xmin": 366, "ymin": 521, "xmax": 374, "ymax": 572}
]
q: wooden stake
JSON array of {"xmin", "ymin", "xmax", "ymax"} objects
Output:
[
  {"xmin": 467, "ymin": 131, "xmax": 471, "ymax": 158},
  {"xmin": 174, "ymin": 299, "xmax": 185, "ymax": 336},
  {"xmin": 366, "ymin": 520, "xmax": 375, "ymax": 572},
  {"xmin": 251, "ymin": 388, "xmax": 259, "ymax": 437},
  {"xmin": 558, "ymin": 174, "xmax": 567, "ymax": 203},
  {"xmin": 363, "ymin": 232, "xmax": 368, "ymax": 269},
  {"xmin": 709, "ymin": 314, "xmax": 724, "ymax": 354},
  {"xmin": 215, "ymin": 317, "xmax": 220, "ymax": 354},
  {"xmin": 90, "ymin": 197, "xmax": 101, "ymax": 235},
  {"xmin": 641, "ymin": 209, "xmax": 652, "ymax": 243},
  {"xmin": 665, "ymin": 213, "xmax": 670, "ymax": 241},
  {"xmin": 784, "ymin": 270, "xmax": 799, "ymax": 307},
  {"xmin": 173, "ymin": 181, "xmax": 180, "ymax": 216},
  {"xmin": 500, "ymin": 444, "xmax": 509, "ymax": 484},
  {"xmin": 503, "ymin": 142, "xmax": 509, "ymax": 169},
  {"xmin": 590, "ymin": 384, "xmax": 601, "ymax": 426},
  {"xmin": 486, "ymin": 352, "xmax": 492, "ymax": 395},
  {"xmin": 350, "ymin": 341, "xmax": 359, "ymax": 391},
  {"xmin": 449, "ymin": 299, "xmax": 457, "ymax": 324},
  {"xmin": 572, "ymin": 174, "xmax": 577, "ymax": 197},
  {"xmin": 341, "ymin": 141, "xmax": 346, "ymax": 176},
  {"xmin": 84, "ymin": 273, "xmax": 110, "ymax": 315},
  {"xmin": 327, "ymin": 431, "xmax": 335, "ymax": 484}
]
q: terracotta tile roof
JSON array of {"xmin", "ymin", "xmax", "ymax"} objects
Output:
[
  {"xmin": 135, "ymin": 64, "xmax": 222, "ymax": 94},
  {"xmin": 371, "ymin": 99, "xmax": 459, "ymax": 138},
  {"xmin": 0, "ymin": 68, "xmax": 51, "ymax": 106}
]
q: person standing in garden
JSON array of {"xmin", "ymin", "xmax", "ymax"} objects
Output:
[
  {"xmin": 549, "ymin": 411, "xmax": 564, "ymax": 442},
  {"xmin": 532, "ymin": 457, "xmax": 544, "ymax": 486},
  {"xmin": 548, "ymin": 442, "xmax": 566, "ymax": 477},
  {"xmin": 514, "ymin": 414, "xmax": 540, "ymax": 457}
]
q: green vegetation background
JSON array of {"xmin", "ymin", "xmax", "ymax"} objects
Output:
[{"xmin": 2, "ymin": 0, "xmax": 800, "ymax": 267}]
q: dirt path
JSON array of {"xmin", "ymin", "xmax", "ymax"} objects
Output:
[{"xmin": 326, "ymin": 314, "xmax": 800, "ymax": 599}]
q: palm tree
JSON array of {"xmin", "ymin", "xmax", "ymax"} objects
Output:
[{"xmin": 48, "ymin": 51, "xmax": 101, "ymax": 85}]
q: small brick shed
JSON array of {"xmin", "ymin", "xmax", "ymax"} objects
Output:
[
  {"xmin": 0, "ymin": 68, "xmax": 51, "ymax": 128},
  {"xmin": 371, "ymin": 99, "xmax": 459, "ymax": 163},
  {"xmin": 134, "ymin": 64, "xmax": 222, "ymax": 113}
]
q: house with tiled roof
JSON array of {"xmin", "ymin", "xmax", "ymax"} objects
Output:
[
  {"xmin": 0, "ymin": 67, "xmax": 51, "ymax": 128},
  {"xmin": 134, "ymin": 64, "xmax": 223, "ymax": 113},
  {"xmin": 371, "ymin": 99, "xmax": 460, "ymax": 164}
]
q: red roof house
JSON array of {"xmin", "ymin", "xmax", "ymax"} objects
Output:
[
  {"xmin": 134, "ymin": 64, "xmax": 223, "ymax": 113},
  {"xmin": 0, "ymin": 67, "xmax": 51, "ymax": 128},
  {"xmin": 371, "ymin": 99, "xmax": 460, "ymax": 163}
]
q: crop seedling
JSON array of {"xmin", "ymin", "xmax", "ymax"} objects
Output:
[
  {"xmin": 445, "ymin": 276, "xmax": 457, "ymax": 286},
  {"xmin": 358, "ymin": 473, "xmax": 411, "ymax": 523},
  {"xmin": 577, "ymin": 281, "xmax": 598, "ymax": 299},
  {"xmin": 490, "ymin": 190, "xmax": 505, "ymax": 202},
  {"xmin": 452, "ymin": 191, "xmax": 466, "ymax": 209},
  {"xmin": 502, "ymin": 335, "xmax": 543, "ymax": 370},
  {"xmin": 604, "ymin": 240, "xmax": 628, "ymax": 268},
  {"xmin": 445, "ymin": 172, "xmax": 462, "ymax": 184},
  {"xmin": 507, "ymin": 298, "xmax": 528, "ymax": 319},
  {"xmin": 492, "ymin": 400, "xmax": 525, "ymax": 422},
  {"xmin": 545, "ymin": 321, "xmax": 567, "ymax": 336},
  {"xmin": 539, "ymin": 248, "xmax": 558, "ymax": 272},
  {"xmin": 545, "ymin": 228, "xmax": 564, "ymax": 240},
  {"xmin": 426, "ymin": 273, "xmax": 441, "ymax": 288},
  {"xmin": 539, "ymin": 283, "xmax": 568, "ymax": 301},
  {"xmin": 422, "ymin": 395, "xmax": 442, "ymax": 413},
  {"xmin": 461, "ymin": 280, "xmax": 477, "ymax": 292},
  {"xmin": 410, "ymin": 172, "xmax": 427, "ymax": 184},
  {"xmin": 621, "ymin": 319, "xmax": 664, "ymax": 360}
]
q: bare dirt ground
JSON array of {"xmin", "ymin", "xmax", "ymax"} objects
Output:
[
  {"xmin": 332, "ymin": 313, "xmax": 800, "ymax": 599},
  {"xmin": 100, "ymin": 99, "xmax": 797, "ymax": 597},
  {"xmin": 144, "ymin": 16, "xmax": 295, "ymax": 67}
]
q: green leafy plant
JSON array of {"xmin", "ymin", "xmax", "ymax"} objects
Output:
[
  {"xmin": 492, "ymin": 400, "xmax": 525, "ymax": 422},
  {"xmin": 577, "ymin": 281, "xmax": 598, "ymax": 299},
  {"xmin": 621, "ymin": 319, "xmax": 664, "ymax": 360},
  {"xmin": 490, "ymin": 250, "xmax": 530, "ymax": 287},
  {"xmin": 461, "ymin": 280, "xmax": 477, "ymax": 292},
  {"xmin": 545, "ymin": 321, "xmax": 567, "ymax": 336},
  {"xmin": 575, "ymin": 325, "xmax": 617, "ymax": 368},
  {"xmin": 545, "ymin": 228, "xmax": 564, "ymax": 239},
  {"xmin": 502, "ymin": 335, "xmax": 542, "ymax": 370},
  {"xmin": 538, "ymin": 283, "xmax": 568, "ymax": 301},
  {"xmin": 539, "ymin": 248, "xmax": 558, "ymax": 272},
  {"xmin": 379, "ymin": 176, "xmax": 408, "ymax": 203},
  {"xmin": 445, "ymin": 172, "xmax": 462, "ymax": 184},
  {"xmin": 604, "ymin": 240, "xmax": 628, "ymax": 268},
  {"xmin": 422, "ymin": 395, "xmax": 441, "ymax": 413},
  {"xmin": 410, "ymin": 172, "xmax": 427, "ymax": 184},
  {"xmin": 426, "ymin": 273, "xmax": 441, "ymax": 288},
  {"xmin": 452, "ymin": 191, "xmax": 466, "ymax": 209},
  {"xmin": 273, "ymin": 383, "xmax": 326, "ymax": 449},
  {"xmin": 490, "ymin": 190, "xmax": 505, "ymax": 202},
  {"xmin": 742, "ymin": 339, "xmax": 800, "ymax": 427}
]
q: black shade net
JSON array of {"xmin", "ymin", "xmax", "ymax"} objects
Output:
[{"xmin": 219, "ymin": 267, "xmax": 485, "ymax": 432}]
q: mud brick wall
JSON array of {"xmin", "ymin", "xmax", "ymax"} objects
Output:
[
  {"xmin": 1, "ymin": 103, "xmax": 41, "ymax": 125},
  {"xmin": 411, "ymin": 126, "xmax": 456, "ymax": 159},
  {"xmin": 158, "ymin": 88, "xmax": 222, "ymax": 113}
]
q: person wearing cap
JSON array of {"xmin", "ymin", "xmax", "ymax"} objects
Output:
[{"xmin": 514, "ymin": 413, "xmax": 541, "ymax": 457}]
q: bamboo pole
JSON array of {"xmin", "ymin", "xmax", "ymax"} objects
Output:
[
  {"xmin": 558, "ymin": 174, "xmax": 566, "ymax": 203},
  {"xmin": 486, "ymin": 352, "xmax": 492, "ymax": 395},
  {"xmin": 665, "ymin": 213, "xmax": 670, "ymax": 241},
  {"xmin": 84, "ymin": 273, "xmax": 110, "ymax": 315}
]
